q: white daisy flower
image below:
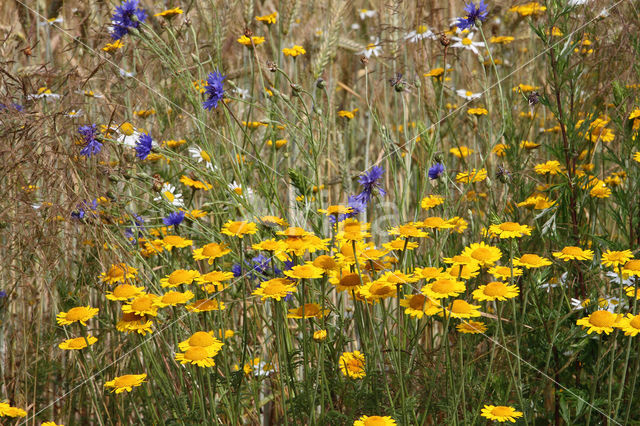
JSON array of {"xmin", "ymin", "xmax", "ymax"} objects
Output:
[
  {"xmin": 234, "ymin": 87, "xmax": 250, "ymax": 100},
  {"xmin": 455, "ymin": 89, "xmax": 482, "ymax": 100},
  {"xmin": 606, "ymin": 270, "xmax": 633, "ymax": 286},
  {"xmin": 154, "ymin": 183, "xmax": 184, "ymax": 207},
  {"xmin": 359, "ymin": 38, "xmax": 382, "ymax": 58},
  {"xmin": 405, "ymin": 25, "xmax": 436, "ymax": 43},
  {"xmin": 598, "ymin": 296, "xmax": 626, "ymax": 313},
  {"xmin": 188, "ymin": 145, "xmax": 215, "ymax": 171},
  {"xmin": 28, "ymin": 87, "xmax": 61, "ymax": 101},
  {"xmin": 253, "ymin": 360, "xmax": 275, "ymax": 377},
  {"xmin": 359, "ymin": 9, "xmax": 376, "ymax": 20},
  {"xmin": 351, "ymin": 23, "xmax": 361, "ymax": 30},
  {"xmin": 116, "ymin": 123, "xmax": 141, "ymax": 147},
  {"xmin": 77, "ymin": 90, "xmax": 104, "ymax": 99},
  {"xmin": 119, "ymin": 69, "xmax": 135, "ymax": 78},
  {"xmin": 66, "ymin": 109, "xmax": 83, "ymax": 118},
  {"xmin": 228, "ymin": 181, "xmax": 254, "ymax": 199},
  {"xmin": 570, "ymin": 298, "xmax": 588, "ymax": 310},
  {"xmin": 39, "ymin": 16, "xmax": 63, "ymax": 26},
  {"xmin": 450, "ymin": 32, "xmax": 486, "ymax": 56}
]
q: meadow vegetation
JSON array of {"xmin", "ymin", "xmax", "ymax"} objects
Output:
[{"xmin": 1, "ymin": 0, "xmax": 640, "ymax": 424}]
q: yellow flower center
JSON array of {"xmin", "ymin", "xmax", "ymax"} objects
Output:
[
  {"xmin": 113, "ymin": 285, "xmax": 138, "ymax": 298},
  {"xmin": 462, "ymin": 37, "xmax": 472, "ymax": 46},
  {"xmin": 340, "ymin": 273, "xmax": 361, "ymax": 288},
  {"xmin": 262, "ymin": 281, "xmax": 287, "ymax": 295},
  {"xmin": 296, "ymin": 304, "xmax": 321, "ymax": 316},
  {"xmin": 370, "ymin": 282, "xmax": 392, "ymax": 296},
  {"xmin": 471, "ymin": 247, "xmax": 493, "ymax": 261},
  {"xmin": 363, "ymin": 417, "xmax": 388, "ymax": 426},
  {"xmin": 483, "ymin": 282, "xmax": 508, "ymax": 297},
  {"xmin": 229, "ymin": 222, "xmax": 248, "ymax": 234},
  {"xmin": 589, "ymin": 310, "xmax": 615, "ymax": 327},
  {"xmin": 169, "ymin": 270, "xmax": 191, "ymax": 285},
  {"xmin": 625, "ymin": 260, "xmax": 640, "ymax": 271},
  {"xmin": 432, "ymin": 279, "xmax": 456, "ymax": 294},
  {"xmin": 163, "ymin": 191, "xmax": 175, "ymax": 202},
  {"xmin": 113, "ymin": 374, "xmax": 142, "ymax": 387},
  {"xmin": 233, "ymin": 187, "xmax": 243, "ymax": 195},
  {"xmin": 67, "ymin": 337, "xmax": 88, "ymax": 349},
  {"xmin": 161, "ymin": 292, "xmax": 185, "ymax": 304},
  {"xmin": 367, "ymin": 43, "xmax": 376, "ymax": 50},
  {"xmin": 202, "ymin": 244, "xmax": 223, "ymax": 257},
  {"xmin": 184, "ymin": 346, "xmax": 209, "ymax": 361},
  {"xmin": 408, "ymin": 294, "xmax": 427, "ymax": 310},
  {"xmin": 519, "ymin": 254, "xmax": 539, "ymax": 265},
  {"xmin": 346, "ymin": 358, "xmax": 364, "ymax": 372},
  {"xmin": 65, "ymin": 307, "xmax": 89, "ymax": 321},
  {"xmin": 562, "ymin": 246, "xmax": 583, "ymax": 256},
  {"xmin": 120, "ymin": 122, "xmax": 134, "ymax": 136},
  {"xmin": 131, "ymin": 296, "xmax": 153, "ymax": 312},
  {"xmin": 629, "ymin": 316, "xmax": 640, "ymax": 329},
  {"xmin": 499, "ymin": 222, "xmax": 521, "ymax": 232},
  {"xmin": 465, "ymin": 91, "xmax": 473, "ymax": 97},
  {"xmin": 189, "ymin": 332, "xmax": 217, "ymax": 347},
  {"xmin": 450, "ymin": 299, "xmax": 473, "ymax": 314},
  {"xmin": 313, "ymin": 255, "xmax": 337, "ymax": 270},
  {"xmin": 491, "ymin": 406, "xmax": 513, "ymax": 417},
  {"xmin": 417, "ymin": 25, "xmax": 427, "ymax": 34},
  {"xmin": 107, "ymin": 266, "xmax": 125, "ymax": 279}
]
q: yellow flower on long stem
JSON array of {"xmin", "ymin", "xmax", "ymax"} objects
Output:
[
  {"xmin": 339, "ymin": 350, "xmax": 366, "ymax": 378},
  {"xmin": 488, "ymin": 222, "xmax": 532, "ymax": 239},
  {"xmin": 480, "ymin": 405, "xmax": 524, "ymax": 422},
  {"xmin": 58, "ymin": 335, "xmax": 98, "ymax": 350},
  {"xmin": 601, "ymin": 250, "xmax": 633, "ymax": 268},
  {"xmin": 472, "ymin": 281, "xmax": 519, "ymax": 302},
  {"xmin": 104, "ymin": 374, "xmax": 147, "ymax": 393},
  {"xmin": 253, "ymin": 278, "xmax": 296, "ymax": 301},
  {"xmin": 552, "ymin": 246, "xmax": 594, "ymax": 261},
  {"xmin": 56, "ymin": 306, "xmax": 99, "ymax": 326},
  {"xmin": 576, "ymin": 310, "xmax": 621, "ymax": 334},
  {"xmin": 221, "ymin": 220, "xmax": 257, "ymax": 238}
]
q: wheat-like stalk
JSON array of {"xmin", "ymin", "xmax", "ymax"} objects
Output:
[{"xmin": 312, "ymin": 1, "xmax": 348, "ymax": 79}]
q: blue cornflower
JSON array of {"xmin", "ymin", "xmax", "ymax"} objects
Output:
[
  {"xmin": 71, "ymin": 199, "xmax": 98, "ymax": 220},
  {"xmin": 203, "ymin": 71, "xmax": 226, "ymax": 110},
  {"xmin": 135, "ymin": 133, "xmax": 153, "ymax": 160},
  {"xmin": 78, "ymin": 124, "xmax": 102, "ymax": 158},
  {"xmin": 163, "ymin": 211, "xmax": 185, "ymax": 227},
  {"xmin": 0, "ymin": 103, "xmax": 23, "ymax": 112},
  {"xmin": 456, "ymin": 1, "xmax": 488, "ymax": 31},
  {"xmin": 428, "ymin": 162, "xmax": 445, "ymax": 180},
  {"xmin": 231, "ymin": 263, "xmax": 243, "ymax": 278},
  {"xmin": 0, "ymin": 290, "xmax": 6, "ymax": 298},
  {"xmin": 110, "ymin": 0, "xmax": 147, "ymax": 40},
  {"xmin": 353, "ymin": 165, "xmax": 386, "ymax": 205},
  {"xmin": 251, "ymin": 254, "xmax": 271, "ymax": 275}
]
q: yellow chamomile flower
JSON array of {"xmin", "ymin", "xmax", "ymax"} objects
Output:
[
  {"xmin": 353, "ymin": 415, "xmax": 397, "ymax": 426},
  {"xmin": 472, "ymin": 281, "xmax": 519, "ymax": 302},
  {"xmin": 253, "ymin": 278, "xmax": 297, "ymax": 301},
  {"xmin": 481, "ymin": 405, "xmax": 524, "ymax": 423},
  {"xmin": 56, "ymin": 306, "xmax": 99, "ymax": 326},
  {"xmin": 104, "ymin": 374, "xmax": 147, "ymax": 393},
  {"xmin": 576, "ymin": 310, "xmax": 621, "ymax": 334},
  {"xmin": 601, "ymin": 250, "xmax": 633, "ymax": 268},
  {"xmin": 282, "ymin": 45, "xmax": 306, "ymax": 57},
  {"xmin": 339, "ymin": 350, "xmax": 366, "ymax": 379},
  {"xmin": 488, "ymin": 222, "xmax": 532, "ymax": 239},
  {"xmin": 58, "ymin": 335, "xmax": 98, "ymax": 350},
  {"xmin": 553, "ymin": 246, "xmax": 594, "ymax": 261}
]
